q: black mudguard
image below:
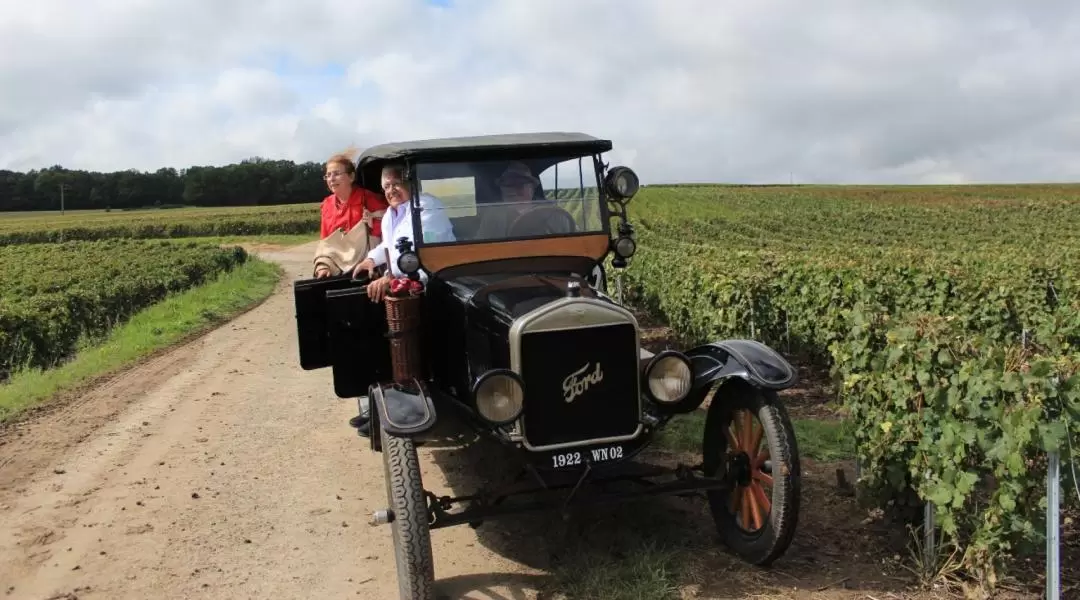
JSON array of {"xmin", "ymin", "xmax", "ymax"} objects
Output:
[
  {"xmin": 685, "ymin": 339, "xmax": 798, "ymax": 393},
  {"xmin": 369, "ymin": 378, "xmax": 438, "ymax": 438}
]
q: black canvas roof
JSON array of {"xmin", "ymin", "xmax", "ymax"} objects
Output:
[
  {"xmin": 354, "ymin": 131, "xmax": 613, "ymax": 193},
  {"xmin": 356, "ymin": 132, "xmax": 612, "ymax": 165}
]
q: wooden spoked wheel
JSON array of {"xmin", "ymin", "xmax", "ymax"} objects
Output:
[
  {"xmin": 725, "ymin": 408, "xmax": 774, "ymax": 533},
  {"xmin": 702, "ymin": 381, "xmax": 801, "ymax": 566}
]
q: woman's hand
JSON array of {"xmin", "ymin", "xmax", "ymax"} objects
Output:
[
  {"xmin": 366, "ymin": 274, "xmax": 393, "ymax": 303},
  {"xmin": 352, "ymin": 257, "xmax": 376, "ymax": 280},
  {"xmin": 314, "ymin": 265, "xmax": 331, "ymax": 278}
]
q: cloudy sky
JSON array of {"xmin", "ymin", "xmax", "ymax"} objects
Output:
[{"xmin": 1, "ymin": 0, "xmax": 1078, "ymax": 184}]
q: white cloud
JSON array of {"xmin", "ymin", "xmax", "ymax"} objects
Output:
[{"xmin": 1, "ymin": 0, "xmax": 1078, "ymax": 184}]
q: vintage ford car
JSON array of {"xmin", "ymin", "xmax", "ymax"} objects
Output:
[{"xmin": 293, "ymin": 132, "xmax": 802, "ymax": 600}]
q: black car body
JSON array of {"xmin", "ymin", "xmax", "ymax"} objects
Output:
[{"xmin": 293, "ymin": 132, "xmax": 803, "ymax": 600}]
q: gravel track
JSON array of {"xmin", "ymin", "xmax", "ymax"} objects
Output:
[{"xmin": 0, "ymin": 242, "xmax": 543, "ymax": 600}]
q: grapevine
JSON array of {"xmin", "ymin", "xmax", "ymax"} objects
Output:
[
  {"xmin": 0, "ymin": 239, "xmax": 250, "ymax": 380},
  {"xmin": 623, "ymin": 184, "xmax": 1080, "ymax": 588}
]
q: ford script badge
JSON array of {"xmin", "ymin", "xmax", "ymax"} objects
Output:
[{"xmin": 562, "ymin": 362, "xmax": 604, "ymax": 403}]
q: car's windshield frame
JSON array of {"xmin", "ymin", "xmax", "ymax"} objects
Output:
[{"xmin": 405, "ymin": 152, "xmax": 612, "ymax": 250}]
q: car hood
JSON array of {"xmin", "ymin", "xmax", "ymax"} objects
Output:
[{"xmin": 445, "ymin": 272, "xmax": 600, "ymax": 324}]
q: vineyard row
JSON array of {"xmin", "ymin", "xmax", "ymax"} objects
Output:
[
  {"xmin": 622, "ymin": 217, "xmax": 1079, "ymax": 587},
  {"xmin": 0, "ymin": 239, "xmax": 251, "ymax": 380}
]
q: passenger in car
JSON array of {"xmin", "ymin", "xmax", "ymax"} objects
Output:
[
  {"xmin": 313, "ymin": 149, "xmax": 389, "ymax": 278},
  {"xmin": 474, "ymin": 161, "xmax": 542, "ymax": 239},
  {"xmin": 351, "ymin": 163, "xmax": 456, "ymax": 301},
  {"xmin": 475, "ymin": 162, "xmax": 574, "ymax": 238}
]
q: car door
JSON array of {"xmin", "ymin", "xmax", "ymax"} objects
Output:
[{"xmin": 293, "ymin": 274, "xmax": 392, "ymax": 397}]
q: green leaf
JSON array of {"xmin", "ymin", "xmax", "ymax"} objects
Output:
[
  {"xmin": 955, "ymin": 470, "xmax": 979, "ymax": 503},
  {"xmin": 999, "ymin": 491, "xmax": 1017, "ymax": 512},
  {"xmin": 927, "ymin": 484, "xmax": 953, "ymax": 508},
  {"xmin": 1039, "ymin": 420, "xmax": 1068, "ymax": 452},
  {"xmin": 1029, "ymin": 359, "xmax": 1053, "ymax": 378}
]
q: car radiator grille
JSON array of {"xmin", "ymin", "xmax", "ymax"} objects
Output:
[{"xmin": 518, "ymin": 322, "xmax": 640, "ymax": 449}]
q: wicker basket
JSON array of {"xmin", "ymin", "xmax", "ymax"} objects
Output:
[{"xmin": 385, "ymin": 293, "xmax": 422, "ymax": 383}]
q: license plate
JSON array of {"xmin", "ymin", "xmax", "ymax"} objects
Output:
[{"xmin": 550, "ymin": 445, "xmax": 624, "ymax": 469}]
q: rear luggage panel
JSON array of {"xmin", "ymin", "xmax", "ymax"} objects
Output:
[
  {"xmin": 325, "ymin": 286, "xmax": 392, "ymax": 398},
  {"xmin": 292, "ymin": 274, "xmax": 369, "ymax": 370}
]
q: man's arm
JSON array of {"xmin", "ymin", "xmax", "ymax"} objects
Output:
[
  {"xmin": 418, "ymin": 193, "xmax": 456, "ymax": 243},
  {"xmin": 350, "ymin": 235, "xmax": 389, "ymax": 281},
  {"xmin": 365, "ymin": 237, "xmax": 389, "ymax": 267}
]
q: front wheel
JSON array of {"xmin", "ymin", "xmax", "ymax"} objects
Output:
[
  {"xmin": 702, "ymin": 381, "xmax": 800, "ymax": 566},
  {"xmin": 381, "ymin": 425, "xmax": 436, "ymax": 599}
]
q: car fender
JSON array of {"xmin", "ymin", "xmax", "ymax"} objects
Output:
[
  {"xmin": 369, "ymin": 378, "xmax": 438, "ymax": 438},
  {"xmin": 586, "ymin": 263, "xmax": 606, "ymax": 293},
  {"xmin": 685, "ymin": 339, "xmax": 798, "ymax": 394}
]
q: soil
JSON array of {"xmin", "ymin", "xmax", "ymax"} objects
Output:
[{"xmin": 1, "ymin": 242, "xmax": 1074, "ymax": 600}]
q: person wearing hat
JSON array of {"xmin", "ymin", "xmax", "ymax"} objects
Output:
[
  {"xmin": 496, "ymin": 161, "xmax": 542, "ymax": 205},
  {"xmin": 475, "ymin": 161, "xmax": 572, "ymax": 238}
]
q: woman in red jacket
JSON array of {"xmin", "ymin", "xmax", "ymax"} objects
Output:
[
  {"xmin": 314, "ymin": 149, "xmax": 390, "ymax": 433},
  {"xmin": 314, "ymin": 150, "xmax": 390, "ymax": 278}
]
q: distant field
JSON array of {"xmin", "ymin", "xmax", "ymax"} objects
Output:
[
  {"xmin": 0, "ymin": 203, "xmax": 320, "ymax": 244},
  {"xmin": 626, "ymin": 183, "xmax": 1080, "ymax": 350}
]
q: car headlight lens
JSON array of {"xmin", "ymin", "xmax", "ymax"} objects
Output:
[
  {"xmin": 473, "ymin": 370, "xmax": 524, "ymax": 424},
  {"xmin": 397, "ymin": 251, "xmax": 421, "ymax": 274},
  {"xmin": 614, "ymin": 236, "xmax": 636, "ymax": 259},
  {"xmin": 646, "ymin": 353, "xmax": 692, "ymax": 403},
  {"xmin": 605, "ymin": 166, "xmax": 639, "ymax": 200}
]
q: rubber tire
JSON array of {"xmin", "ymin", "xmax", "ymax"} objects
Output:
[
  {"xmin": 702, "ymin": 380, "xmax": 801, "ymax": 566},
  {"xmin": 381, "ymin": 425, "xmax": 436, "ymax": 599}
]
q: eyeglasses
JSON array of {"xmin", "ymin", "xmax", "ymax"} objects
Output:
[{"xmin": 382, "ymin": 181, "xmax": 404, "ymax": 192}]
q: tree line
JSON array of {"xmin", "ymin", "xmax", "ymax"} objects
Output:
[{"xmin": 0, "ymin": 157, "xmax": 332, "ymax": 212}]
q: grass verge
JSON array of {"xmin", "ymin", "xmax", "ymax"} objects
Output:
[
  {"xmin": 546, "ymin": 538, "xmax": 689, "ymax": 600},
  {"xmin": 655, "ymin": 409, "xmax": 854, "ymax": 461},
  {"xmin": 0, "ymin": 257, "xmax": 282, "ymax": 423}
]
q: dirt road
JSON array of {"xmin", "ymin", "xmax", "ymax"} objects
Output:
[{"xmin": 0, "ymin": 242, "xmax": 544, "ymax": 600}]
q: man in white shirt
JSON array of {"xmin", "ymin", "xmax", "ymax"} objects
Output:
[
  {"xmin": 345, "ymin": 163, "xmax": 455, "ymax": 435},
  {"xmin": 351, "ymin": 163, "xmax": 456, "ymax": 301}
]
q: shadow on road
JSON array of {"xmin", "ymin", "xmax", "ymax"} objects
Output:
[
  {"xmin": 403, "ymin": 404, "xmax": 927, "ymax": 599},
  {"xmin": 434, "ymin": 572, "xmax": 552, "ymax": 600},
  {"xmin": 413, "ymin": 407, "xmax": 728, "ymax": 598}
]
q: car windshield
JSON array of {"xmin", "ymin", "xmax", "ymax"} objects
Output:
[{"xmin": 412, "ymin": 155, "xmax": 606, "ymax": 245}]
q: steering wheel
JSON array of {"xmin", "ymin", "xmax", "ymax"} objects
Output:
[{"xmin": 507, "ymin": 206, "xmax": 577, "ymax": 237}]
